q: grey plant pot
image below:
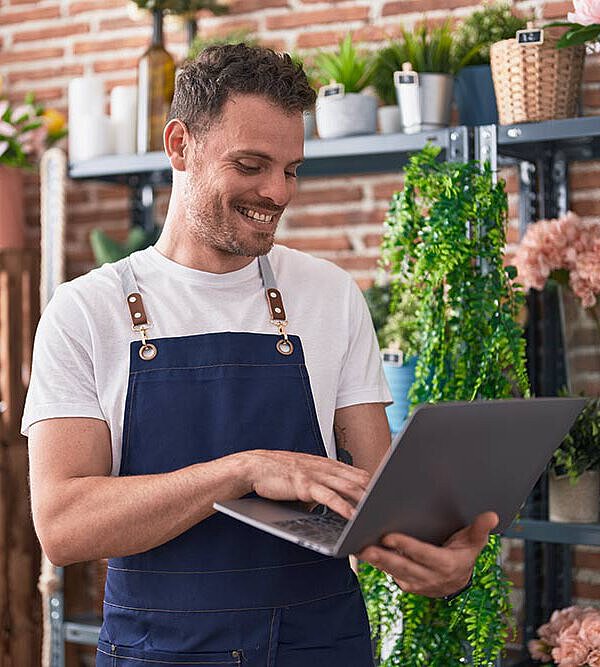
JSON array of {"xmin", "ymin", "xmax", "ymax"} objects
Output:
[
  {"xmin": 549, "ymin": 470, "xmax": 600, "ymax": 523},
  {"xmin": 454, "ymin": 64, "xmax": 499, "ymax": 126},
  {"xmin": 303, "ymin": 109, "xmax": 316, "ymax": 140},
  {"xmin": 315, "ymin": 93, "xmax": 378, "ymax": 139},
  {"xmin": 377, "ymin": 105, "xmax": 402, "ymax": 134}
]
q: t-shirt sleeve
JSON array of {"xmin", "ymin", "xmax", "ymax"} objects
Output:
[
  {"xmin": 336, "ymin": 278, "xmax": 393, "ymax": 410},
  {"xmin": 21, "ymin": 283, "xmax": 105, "ymax": 437}
]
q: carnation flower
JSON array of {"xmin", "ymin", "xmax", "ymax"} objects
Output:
[{"xmin": 513, "ymin": 211, "xmax": 600, "ymax": 309}]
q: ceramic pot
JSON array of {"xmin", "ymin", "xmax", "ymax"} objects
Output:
[
  {"xmin": 0, "ymin": 165, "xmax": 25, "ymax": 249},
  {"xmin": 377, "ymin": 105, "xmax": 402, "ymax": 134},
  {"xmin": 315, "ymin": 93, "xmax": 377, "ymax": 139},
  {"xmin": 395, "ymin": 72, "xmax": 453, "ymax": 133},
  {"xmin": 549, "ymin": 470, "xmax": 600, "ymax": 523},
  {"xmin": 382, "ymin": 355, "xmax": 417, "ymax": 434}
]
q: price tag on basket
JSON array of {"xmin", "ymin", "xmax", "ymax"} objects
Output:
[{"xmin": 516, "ymin": 27, "xmax": 544, "ymax": 45}]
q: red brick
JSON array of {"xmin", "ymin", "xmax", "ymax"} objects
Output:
[
  {"xmin": 573, "ymin": 581, "xmax": 600, "ymax": 599},
  {"xmin": 11, "ymin": 87, "xmax": 63, "ymax": 103},
  {"xmin": 229, "ymin": 0, "xmax": 289, "ymax": 14},
  {"xmin": 569, "ymin": 170, "xmax": 600, "ymax": 190},
  {"xmin": 583, "ymin": 88, "xmax": 600, "ymax": 108},
  {"xmin": 572, "ymin": 198, "xmax": 600, "ymax": 216},
  {"xmin": 74, "ymin": 36, "xmax": 148, "ymax": 55},
  {"xmin": 278, "ymin": 235, "xmax": 352, "ymax": 251},
  {"xmin": 541, "ymin": 1, "xmax": 572, "ymax": 18},
  {"xmin": 584, "ymin": 63, "xmax": 600, "ymax": 83},
  {"xmin": 290, "ymin": 185, "xmax": 363, "ymax": 206},
  {"xmin": 506, "ymin": 223, "xmax": 520, "ymax": 245},
  {"xmin": 99, "ymin": 17, "xmax": 148, "ymax": 31},
  {"xmin": 500, "ymin": 169, "xmax": 518, "ymax": 193},
  {"xmin": 96, "ymin": 185, "xmax": 129, "ymax": 200},
  {"xmin": 7, "ymin": 64, "xmax": 84, "ymax": 84},
  {"xmin": 0, "ymin": 47, "xmax": 64, "ymax": 65},
  {"xmin": 0, "ymin": 4, "xmax": 61, "ymax": 24},
  {"xmin": 363, "ymin": 233, "xmax": 383, "ymax": 248},
  {"xmin": 373, "ymin": 181, "xmax": 402, "ymax": 200},
  {"xmin": 66, "ymin": 190, "xmax": 91, "ymax": 206},
  {"xmin": 260, "ymin": 38, "xmax": 287, "ymax": 51},
  {"xmin": 296, "ymin": 30, "xmax": 340, "ymax": 49},
  {"xmin": 382, "ymin": 0, "xmax": 476, "ymax": 15},
  {"xmin": 572, "ymin": 353, "xmax": 600, "ymax": 373},
  {"xmin": 573, "ymin": 548, "xmax": 600, "ymax": 570},
  {"xmin": 93, "ymin": 57, "xmax": 139, "ymax": 73},
  {"xmin": 353, "ymin": 25, "xmax": 388, "ymax": 43},
  {"xmin": 13, "ymin": 22, "xmax": 90, "ymax": 44},
  {"xmin": 331, "ymin": 255, "xmax": 379, "ymax": 271},
  {"xmin": 203, "ymin": 19, "xmax": 259, "ymax": 38},
  {"xmin": 266, "ymin": 6, "xmax": 369, "ymax": 30},
  {"xmin": 105, "ymin": 78, "xmax": 137, "ymax": 93},
  {"xmin": 286, "ymin": 208, "xmax": 386, "ymax": 228},
  {"xmin": 69, "ymin": 0, "xmax": 126, "ymax": 15}
]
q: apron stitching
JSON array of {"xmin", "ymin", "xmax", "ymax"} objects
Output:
[
  {"xmin": 130, "ymin": 362, "xmax": 302, "ymax": 376},
  {"xmin": 107, "ymin": 558, "xmax": 331, "ymax": 574},
  {"xmin": 122, "ymin": 372, "xmax": 138, "ymax": 475},
  {"xmin": 297, "ymin": 366, "xmax": 326, "ymax": 456},
  {"xmin": 103, "ymin": 587, "xmax": 359, "ymax": 613},
  {"xmin": 96, "ymin": 647, "xmax": 236, "ymax": 664},
  {"xmin": 266, "ymin": 608, "xmax": 276, "ymax": 667}
]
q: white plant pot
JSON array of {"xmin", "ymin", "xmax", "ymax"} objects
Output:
[
  {"xmin": 395, "ymin": 72, "xmax": 454, "ymax": 133},
  {"xmin": 315, "ymin": 93, "xmax": 377, "ymax": 139},
  {"xmin": 549, "ymin": 470, "xmax": 600, "ymax": 523},
  {"xmin": 303, "ymin": 109, "xmax": 316, "ymax": 140},
  {"xmin": 377, "ymin": 105, "xmax": 402, "ymax": 134}
]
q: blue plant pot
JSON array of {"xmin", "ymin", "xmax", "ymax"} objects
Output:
[
  {"xmin": 454, "ymin": 65, "xmax": 498, "ymax": 126},
  {"xmin": 383, "ymin": 356, "xmax": 417, "ymax": 435}
]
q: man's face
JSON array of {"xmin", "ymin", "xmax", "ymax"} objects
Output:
[{"xmin": 183, "ymin": 94, "xmax": 304, "ymax": 258}]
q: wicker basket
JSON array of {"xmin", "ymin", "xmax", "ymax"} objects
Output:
[{"xmin": 490, "ymin": 28, "xmax": 585, "ymax": 125}]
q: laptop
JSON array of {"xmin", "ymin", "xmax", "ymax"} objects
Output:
[{"xmin": 213, "ymin": 398, "xmax": 585, "ymax": 558}]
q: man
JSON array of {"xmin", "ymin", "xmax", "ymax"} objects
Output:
[{"xmin": 24, "ymin": 45, "xmax": 497, "ymax": 666}]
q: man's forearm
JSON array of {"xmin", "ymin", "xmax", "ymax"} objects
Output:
[{"xmin": 41, "ymin": 452, "xmax": 251, "ymax": 566}]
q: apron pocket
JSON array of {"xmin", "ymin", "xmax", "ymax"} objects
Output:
[{"xmin": 97, "ymin": 640, "xmax": 243, "ymax": 666}]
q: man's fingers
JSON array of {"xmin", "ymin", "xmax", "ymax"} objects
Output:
[
  {"xmin": 308, "ymin": 484, "xmax": 355, "ymax": 519},
  {"xmin": 467, "ymin": 511, "xmax": 499, "ymax": 548},
  {"xmin": 320, "ymin": 475, "xmax": 367, "ymax": 505},
  {"xmin": 358, "ymin": 545, "xmax": 431, "ymax": 584}
]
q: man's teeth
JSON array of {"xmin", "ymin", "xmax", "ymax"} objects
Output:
[{"xmin": 237, "ymin": 206, "xmax": 273, "ymax": 223}]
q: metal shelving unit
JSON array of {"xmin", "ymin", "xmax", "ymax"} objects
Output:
[{"xmin": 56, "ymin": 117, "xmax": 600, "ymax": 667}]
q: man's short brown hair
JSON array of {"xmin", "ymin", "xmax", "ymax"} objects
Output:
[{"xmin": 167, "ymin": 43, "xmax": 316, "ymax": 137}]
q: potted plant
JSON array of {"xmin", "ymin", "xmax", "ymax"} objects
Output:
[
  {"xmin": 512, "ymin": 210, "xmax": 600, "ymax": 394},
  {"xmin": 90, "ymin": 226, "xmax": 161, "ymax": 266},
  {"xmin": 545, "ymin": 0, "xmax": 600, "ymax": 50},
  {"xmin": 0, "ymin": 91, "xmax": 67, "ymax": 249},
  {"xmin": 528, "ymin": 605, "xmax": 600, "ymax": 665},
  {"xmin": 453, "ymin": 3, "xmax": 527, "ymax": 125},
  {"xmin": 290, "ymin": 52, "xmax": 320, "ymax": 140},
  {"xmin": 393, "ymin": 21, "xmax": 476, "ymax": 133},
  {"xmin": 372, "ymin": 43, "xmax": 406, "ymax": 134},
  {"xmin": 364, "ymin": 283, "xmax": 421, "ymax": 432},
  {"xmin": 548, "ymin": 397, "xmax": 600, "ymax": 523},
  {"xmin": 359, "ymin": 143, "xmax": 530, "ymax": 666},
  {"xmin": 313, "ymin": 33, "xmax": 377, "ymax": 139}
]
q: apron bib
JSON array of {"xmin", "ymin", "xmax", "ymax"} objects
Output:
[{"xmin": 96, "ymin": 254, "xmax": 373, "ymax": 666}]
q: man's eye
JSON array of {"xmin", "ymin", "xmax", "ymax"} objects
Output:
[
  {"xmin": 236, "ymin": 163, "xmax": 260, "ymax": 173},
  {"xmin": 285, "ymin": 171, "xmax": 297, "ymax": 178}
]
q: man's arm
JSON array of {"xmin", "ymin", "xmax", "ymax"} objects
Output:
[
  {"xmin": 335, "ymin": 402, "xmax": 497, "ymax": 598},
  {"xmin": 29, "ymin": 416, "xmax": 370, "ymax": 567}
]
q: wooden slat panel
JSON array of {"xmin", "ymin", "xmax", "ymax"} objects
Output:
[{"xmin": 0, "ymin": 249, "xmax": 41, "ymax": 667}]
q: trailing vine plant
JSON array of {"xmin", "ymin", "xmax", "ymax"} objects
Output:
[{"xmin": 359, "ymin": 144, "xmax": 530, "ymax": 666}]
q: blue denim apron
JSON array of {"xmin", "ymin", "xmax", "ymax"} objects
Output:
[{"xmin": 96, "ymin": 254, "xmax": 373, "ymax": 666}]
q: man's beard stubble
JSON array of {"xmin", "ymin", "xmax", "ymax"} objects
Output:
[{"xmin": 183, "ymin": 178, "xmax": 276, "ymax": 258}]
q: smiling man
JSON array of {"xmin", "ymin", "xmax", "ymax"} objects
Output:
[{"xmin": 24, "ymin": 45, "xmax": 496, "ymax": 666}]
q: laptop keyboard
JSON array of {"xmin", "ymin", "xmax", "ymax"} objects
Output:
[{"xmin": 273, "ymin": 511, "xmax": 348, "ymax": 544}]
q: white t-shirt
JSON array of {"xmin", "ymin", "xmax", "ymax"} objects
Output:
[{"xmin": 21, "ymin": 244, "xmax": 392, "ymax": 475}]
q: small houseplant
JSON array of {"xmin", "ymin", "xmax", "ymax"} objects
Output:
[
  {"xmin": 394, "ymin": 21, "xmax": 475, "ymax": 132},
  {"xmin": 546, "ymin": 0, "xmax": 600, "ymax": 52},
  {"xmin": 313, "ymin": 33, "xmax": 377, "ymax": 139},
  {"xmin": 453, "ymin": 3, "xmax": 527, "ymax": 125},
  {"xmin": 364, "ymin": 283, "xmax": 421, "ymax": 432},
  {"xmin": 0, "ymin": 91, "xmax": 67, "ymax": 249},
  {"xmin": 359, "ymin": 144, "xmax": 530, "ymax": 666},
  {"xmin": 372, "ymin": 43, "xmax": 406, "ymax": 134},
  {"xmin": 549, "ymin": 396, "xmax": 600, "ymax": 523}
]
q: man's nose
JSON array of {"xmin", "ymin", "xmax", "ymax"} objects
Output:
[{"xmin": 256, "ymin": 171, "xmax": 293, "ymax": 208}]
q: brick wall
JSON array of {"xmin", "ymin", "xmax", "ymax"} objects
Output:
[{"xmin": 1, "ymin": 0, "xmax": 599, "ymax": 657}]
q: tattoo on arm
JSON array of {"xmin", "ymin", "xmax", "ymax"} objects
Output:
[{"xmin": 334, "ymin": 422, "xmax": 353, "ymax": 466}]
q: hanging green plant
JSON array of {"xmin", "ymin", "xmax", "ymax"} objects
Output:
[
  {"xmin": 90, "ymin": 226, "xmax": 161, "ymax": 266},
  {"xmin": 360, "ymin": 143, "xmax": 530, "ymax": 666}
]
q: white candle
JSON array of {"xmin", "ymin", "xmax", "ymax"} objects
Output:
[
  {"xmin": 110, "ymin": 85, "xmax": 137, "ymax": 155},
  {"xmin": 68, "ymin": 77, "xmax": 105, "ymax": 161}
]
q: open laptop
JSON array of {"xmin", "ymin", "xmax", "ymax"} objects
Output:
[{"xmin": 214, "ymin": 398, "xmax": 585, "ymax": 558}]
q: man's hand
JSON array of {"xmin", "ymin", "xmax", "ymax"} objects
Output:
[
  {"xmin": 241, "ymin": 449, "xmax": 371, "ymax": 519},
  {"xmin": 357, "ymin": 511, "xmax": 499, "ymax": 598}
]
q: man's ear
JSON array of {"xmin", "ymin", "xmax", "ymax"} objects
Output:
[{"xmin": 164, "ymin": 119, "xmax": 190, "ymax": 172}]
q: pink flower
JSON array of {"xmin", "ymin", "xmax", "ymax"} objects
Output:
[
  {"xmin": 528, "ymin": 639, "xmax": 553, "ymax": 662},
  {"xmin": 589, "ymin": 648, "xmax": 600, "ymax": 666},
  {"xmin": 568, "ymin": 0, "xmax": 600, "ymax": 25},
  {"xmin": 551, "ymin": 634, "xmax": 589, "ymax": 665},
  {"xmin": 580, "ymin": 613, "xmax": 600, "ymax": 647},
  {"xmin": 20, "ymin": 124, "xmax": 47, "ymax": 160}
]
